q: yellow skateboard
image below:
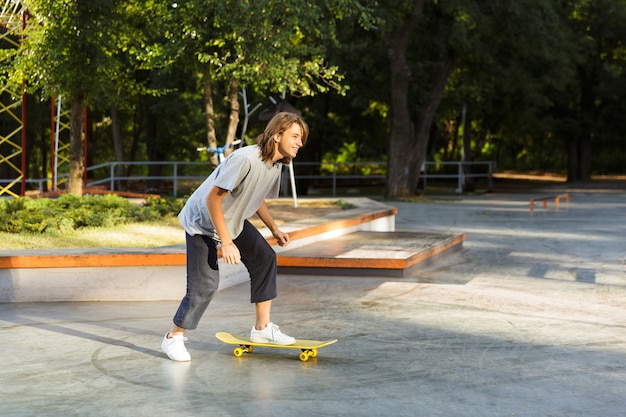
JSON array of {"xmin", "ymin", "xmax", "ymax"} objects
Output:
[{"xmin": 215, "ymin": 331, "xmax": 337, "ymax": 362}]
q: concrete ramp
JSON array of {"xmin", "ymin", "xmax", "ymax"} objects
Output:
[{"xmin": 278, "ymin": 231, "xmax": 465, "ymax": 277}]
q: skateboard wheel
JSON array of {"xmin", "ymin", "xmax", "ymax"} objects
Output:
[
  {"xmin": 299, "ymin": 352, "xmax": 310, "ymax": 362},
  {"xmin": 310, "ymin": 348, "xmax": 318, "ymax": 358},
  {"xmin": 233, "ymin": 347, "xmax": 244, "ymax": 357}
]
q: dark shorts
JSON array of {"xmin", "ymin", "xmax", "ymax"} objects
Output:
[{"xmin": 172, "ymin": 220, "xmax": 277, "ymax": 330}]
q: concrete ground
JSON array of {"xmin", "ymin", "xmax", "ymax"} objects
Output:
[{"xmin": 1, "ymin": 185, "xmax": 625, "ymax": 417}]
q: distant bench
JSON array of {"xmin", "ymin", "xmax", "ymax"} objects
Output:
[{"xmin": 529, "ymin": 193, "xmax": 570, "ymax": 211}]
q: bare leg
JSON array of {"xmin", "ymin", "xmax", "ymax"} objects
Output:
[
  {"xmin": 168, "ymin": 324, "xmax": 186, "ymax": 338},
  {"xmin": 254, "ymin": 300, "xmax": 272, "ymax": 330}
]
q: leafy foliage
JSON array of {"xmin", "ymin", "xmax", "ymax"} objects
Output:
[
  {"xmin": 166, "ymin": 0, "xmax": 369, "ymax": 97},
  {"xmin": 0, "ymin": 194, "xmax": 183, "ymax": 234},
  {"xmin": 2, "ymin": 0, "xmax": 626, "ymax": 200}
]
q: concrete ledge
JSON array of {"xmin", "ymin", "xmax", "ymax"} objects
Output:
[
  {"xmin": 277, "ymin": 231, "xmax": 466, "ymax": 273},
  {"xmin": 0, "ymin": 198, "xmax": 397, "ymax": 302},
  {"xmin": 0, "ymin": 252, "xmax": 186, "ymax": 269},
  {"xmin": 0, "ymin": 198, "xmax": 396, "ymax": 270}
]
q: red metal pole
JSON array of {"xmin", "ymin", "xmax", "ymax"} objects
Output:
[
  {"xmin": 83, "ymin": 104, "xmax": 88, "ymax": 184},
  {"xmin": 50, "ymin": 96, "xmax": 56, "ymax": 191},
  {"xmin": 21, "ymin": 89, "xmax": 26, "ymax": 196},
  {"xmin": 20, "ymin": 11, "xmax": 27, "ymax": 196}
]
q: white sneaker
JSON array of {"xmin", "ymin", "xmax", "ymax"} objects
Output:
[
  {"xmin": 250, "ymin": 322, "xmax": 296, "ymax": 345},
  {"xmin": 161, "ymin": 333, "xmax": 191, "ymax": 361}
]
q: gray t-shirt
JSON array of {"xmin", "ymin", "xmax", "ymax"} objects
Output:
[{"xmin": 178, "ymin": 145, "xmax": 281, "ymax": 241}]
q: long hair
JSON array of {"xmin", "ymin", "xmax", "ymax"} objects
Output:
[{"xmin": 257, "ymin": 112, "xmax": 309, "ymax": 164}]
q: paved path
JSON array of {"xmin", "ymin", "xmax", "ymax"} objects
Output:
[{"xmin": 1, "ymin": 187, "xmax": 625, "ymax": 416}]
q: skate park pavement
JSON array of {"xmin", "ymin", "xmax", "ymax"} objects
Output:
[{"xmin": 1, "ymin": 184, "xmax": 625, "ymax": 417}]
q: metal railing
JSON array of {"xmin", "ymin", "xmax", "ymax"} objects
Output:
[
  {"xmin": 421, "ymin": 161, "xmax": 495, "ymax": 193},
  {"xmin": 0, "ymin": 178, "xmax": 47, "ymax": 195},
  {"xmin": 290, "ymin": 161, "xmax": 387, "ymax": 197},
  {"xmin": 1, "ymin": 160, "xmax": 495, "ymax": 197},
  {"xmin": 288, "ymin": 160, "xmax": 495, "ymax": 195},
  {"xmin": 85, "ymin": 161, "xmax": 214, "ymax": 197}
]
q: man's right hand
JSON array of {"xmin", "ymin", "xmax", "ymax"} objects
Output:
[{"xmin": 221, "ymin": 242, "xmax": 241, "ymax": 264}]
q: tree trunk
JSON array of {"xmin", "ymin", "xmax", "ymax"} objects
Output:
[
  {"xmin": 385, "ymin": 0, "xmax": 424, "ymax": 198},
  {"xmin": 567, "ymin": 140, "xmax": 578, "ymax": 181},
  {"xmin": 67, "ymin": 96, "xmax": 84, "ymax": 195},
  {"xmin": 569, "ymin": 136, "xmax": 592, "ymax": 182},
  {"xmin": 110, "ymin": 102, "xmax": 125, "ymax": 189},
  {"xmin": 145, "ymin": 104, "xmax": 163, "ymax": 193},
  {"xmin": 224, "ymin": 78, "xmax": 240, "ymax": 158},
  {"xmin": 579, "ymin": 136, "xmax": 592, "ymax": 180},
  {"xmin": 569, "ymin": 66, "xmax": 596, "ymax": 182},
  {"xmin": 411, "ymin": 50, "xmax": 457, "ymax": 183},
  {"xmin": 386, "ymin": 0, "xmax": 458, "ymax": 198},
  {"xmin": 577, "ymin": 76, "xmax": 594, "ymax": 181},
  {"xmin": 127, "ymin": 101, "xmax": 140, "ymax": 176},
  {"xmin": 461, "ymin": 103, "xmax": 475, "ymax": 192},
  {"xmin": 203, "ymin": 67, "xmax": 219, "ymax": 167}
]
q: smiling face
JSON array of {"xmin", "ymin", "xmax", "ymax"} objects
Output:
[
  {"xmin": 273, "ymin": 123, "xmax": 304, "ymax": 163},
  {"xmin": 257, "ymin": 112, "xmax": 308, "ymax": 164}
]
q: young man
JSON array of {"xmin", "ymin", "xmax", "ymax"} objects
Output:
[{"xmin": 161, "ymin": 112, "xmax": 309, "ymax": 361}]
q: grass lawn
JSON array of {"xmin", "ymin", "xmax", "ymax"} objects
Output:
[{"xmin": 0, "ymin": 221, "xmax": 185, "ymax": 250}]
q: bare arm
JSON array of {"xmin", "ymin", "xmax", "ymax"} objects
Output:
[
  {"xmin": 256, "ymin": 201, "xmax": 290, "ymax": 247},
  {"xmin": 206, "ymin": 186, "xmax": 241, "ymax": 264}
]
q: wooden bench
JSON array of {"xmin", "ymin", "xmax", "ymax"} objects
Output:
[{"xmin": 529, "ymin": 193, "xmax": 570, "ymax": 211}]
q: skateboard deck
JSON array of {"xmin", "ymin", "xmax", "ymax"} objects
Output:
[{"xmin": 215, "ymin": 331, "xmax": 337, "ymax": 362}]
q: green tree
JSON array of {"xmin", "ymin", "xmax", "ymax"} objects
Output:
[
  {"xmin": 165, "ymin": 0, "xmax": 367, "ymax": 166},
  {"xmin": 363, "ymin": 0, "xmax": 573, "ymax": 197},
  {"xmin": 433, "ymin": 0, "xmax": 573, "ymax": 179},
  {"xmin": 558, "ymin": 0, "xmax": 626, "ymax": 181},
  {"xmin": 8, "ymin": 0, "xmax": 158, "ymax": 194}
]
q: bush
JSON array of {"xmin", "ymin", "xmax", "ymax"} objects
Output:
[
  {"xmin": 140, "ymin": 196, "xmax": 185, "ymax": 220},
  {"xmin": 0, "ymin": 194, "xmax": 183, "ymax": 234}
]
